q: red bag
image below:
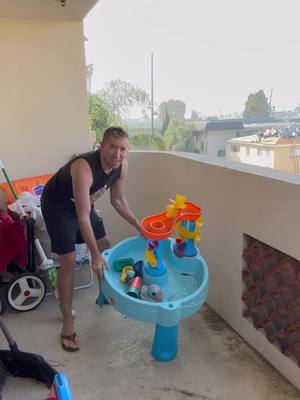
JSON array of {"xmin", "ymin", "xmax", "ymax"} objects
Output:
[{"xmin": 0, "ymin": 209, "xmax": 27, "ymax": 271}]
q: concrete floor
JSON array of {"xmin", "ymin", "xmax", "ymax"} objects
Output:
[{"xmin": 1, "ymin": 270, "xmax": 299, "ymax": 400}]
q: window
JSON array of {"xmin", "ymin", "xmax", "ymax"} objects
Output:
[
  {"xmin": 246, "ymin": 147, "xmax": 250, "ymax": 156},
  {"xmin": 258, "ymin": 148, "xmax": 269, "ymax": 157},
  {"xmin": 236, "ymin": 130, "xmax": 241, "ymax": 138},
  {"xmin": 290, "ymin": 149, "xmax": 300, "ymax": 157},
  {"xmin": 217, "ymin": 150, "xmax": 225, "ymax": 157},
  {"xmin": 231, "ymin": 145, "xmax": 240, "ymax": 153}
]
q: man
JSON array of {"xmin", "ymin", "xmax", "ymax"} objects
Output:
[{"xmin": 41, "ymin": 127, "xmax": 140, "ymax": 352}]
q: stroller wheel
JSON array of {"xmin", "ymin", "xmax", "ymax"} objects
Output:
[{"xmin": 6, "ymin": 273, "xmax": 46, "ymax": 312}]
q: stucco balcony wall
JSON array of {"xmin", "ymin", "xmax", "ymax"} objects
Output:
[
  {"xmin": 97, "ymin": 151, "xmax": 300, "ymax": 389},
  {"xmin": 0, "ymin": 17, "xmax": 90, "ymax": 180}
]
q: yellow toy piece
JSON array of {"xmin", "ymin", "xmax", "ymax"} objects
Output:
[
  {"xmin": 145, "ymin": 248, "xmax": 157, "ymax": 268},
  {"xmin": 120, "ymin": 266, "xmax": 134, "ymax": 283},
  {"xmin": 176, "ymin": 216, "xmax": 204, "ymax": 242},
  {"xmin": 166, "ymin": 194, "xmax": 186, "ymax": 218},
  {"xmin": 196, "ymin": 216, "xmax": 204, "ymax": 228}
]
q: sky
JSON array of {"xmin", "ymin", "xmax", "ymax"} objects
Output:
[{"xmin": 84, "ymin": 0, "xmax": 300, "ymax": 118}]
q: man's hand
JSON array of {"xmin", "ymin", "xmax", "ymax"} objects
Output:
[
  {"xmin": 91, "ymin": 255, "xmax": 109, "ymax": 281},
  {"xmin": 136, "ymin": 221, "xmax": 147, "ymax": 239},
  {"xmin": 134, "ymin": 219, "xmax": 141, "ymax": 233}
]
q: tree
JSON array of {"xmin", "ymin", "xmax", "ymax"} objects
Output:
[
  {"xmin": 160, "ymin": 106, "xmax": 170, "ymax": 135},
  {"xmin": 129, "ymin": 133, "xmax": 166, "ymax": 150},
  {"xmin": 243, "ymin": 90, "xmax": 270, "ymax": 119},
  {"xmin": 88, "ymin": 94, "xmax": 111, "ymax": 138},
  {"xmin": 158, "ymin": 99, "xmax": 186, "ymax": 121},
  {"xmin": 164, "ymin": 120, "xmax": 194, "ymax": 152},
  {"xmin": 99, "ymin": 79, "xmax": 150, "ymax": 118},
  {"xmin": 86, "ymin": 66, "xmax": 147, "ymax": 138},
  {"xmin": 86, "ymin": 65, "xmax": 111, "ymax": 139},
  {"xmin": 190, "ymin": 110, "xmax": 199, "ymax": 121}
]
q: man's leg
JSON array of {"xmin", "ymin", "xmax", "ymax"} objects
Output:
[
  {"xmin": 41, "ymin": 200, "xmax": 79, "ymax": 351},
  {"xmin": 58, "ymin": 251, "xmax": 80, "ymax": 350},
  {"xmin": 97, "ymin": 235, "xmax": 111, "ymax": 253}
]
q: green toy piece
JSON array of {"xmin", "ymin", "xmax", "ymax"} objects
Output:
[{"xmin": 113, "ymin": 258, "xmax": 134, "ymax": 272}]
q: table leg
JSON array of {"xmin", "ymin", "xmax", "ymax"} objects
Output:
[{"xmin": 151, "ymin": 323, "xmax": 179, "ymax": 361}]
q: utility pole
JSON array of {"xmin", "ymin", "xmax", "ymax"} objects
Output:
[
  {"xmin": 269, "ymin": 88, "xmax": 273, "ymax": 113},
  {"xmin": 151, "ymin": 53, "xmax": 154, "ymax": 135}
]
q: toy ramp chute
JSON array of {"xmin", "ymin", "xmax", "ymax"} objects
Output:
[{"xmin": 140, "ymin": 199, "xmax": 202, "ymax": 241}]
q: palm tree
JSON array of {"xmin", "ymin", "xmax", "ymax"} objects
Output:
[{"xmin": 99, "ymin": 79, "xmax": 150, "ymax": 118}]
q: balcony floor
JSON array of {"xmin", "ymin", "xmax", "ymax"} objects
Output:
[{"xmin": 1, "ymin": 270, "xmax": 299, "ymax": 400}]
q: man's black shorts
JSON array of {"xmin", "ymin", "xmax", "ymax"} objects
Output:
[{"xmin": 41, "ymin": 200, "xmax": 106, "ymax": 255}]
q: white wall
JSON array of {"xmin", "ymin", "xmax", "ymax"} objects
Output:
[
  {"xmin": 98, "ymin": 151, "xmax": 300, "ymax": 389},
  {"xmin": 227, "ymin": 145, "xmax": 275, "ymax": 168},
  {"xmin": 0, "ymin": 18, "xmax": 90, "ymax": 180},
  {"xmin": 208, "ymin": 131, "xmax": 237, "ymax": 158},
  {"xmin": 241, "ymin": 146, "xmax": 274, "ymax": 168}
]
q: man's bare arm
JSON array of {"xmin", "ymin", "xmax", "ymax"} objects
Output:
[
  {"xmin": 71, "ymin": 159, "xmax": 106, "ymax": 277},
  {"xmin": 110, "ymin": 160, "xmax": 140, "ymax": 232}
]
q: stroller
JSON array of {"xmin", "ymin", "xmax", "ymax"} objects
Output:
[
  {"xmin": 0, "ymin": 164, "xmax": 73, "ymax": 399},
  {"xmin": 0, "ymin": 315, "xmax": 72, "ymax": 399},
  {"xmin": 0, "ymin": 162, "xmax": 93, "ymax": 315},
  {"xmin": 0, "ymin": 162, "xmax": 63, "ymax": 315},
  {"xmin": 0, "ymin": 196, "xmax": 48, "ymax": 315}
]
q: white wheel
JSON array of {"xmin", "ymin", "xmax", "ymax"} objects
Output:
[{"xmin": 7, "ymin": 273, "xmax": 46, "ymax": 312}]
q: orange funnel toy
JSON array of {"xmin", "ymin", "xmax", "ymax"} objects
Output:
[{"xmin": 140, "ymin": 195, "xmax": 202, "ymax": 241}]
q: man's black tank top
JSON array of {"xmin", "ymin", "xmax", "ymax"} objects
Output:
[{"xmin": 42, "ymin": 150, "xmax": 122, "ymax": 213}]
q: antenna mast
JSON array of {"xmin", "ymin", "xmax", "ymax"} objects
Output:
[{"xmin": 151, "ymin": 53, "xmax": 154, "ymax": 135}]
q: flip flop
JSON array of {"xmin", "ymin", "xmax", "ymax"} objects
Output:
[{"xmin": 61, "ymin": 332, "xmax": 80, "ymax": 352}]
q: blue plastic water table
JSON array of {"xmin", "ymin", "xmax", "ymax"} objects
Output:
[{"xmin": 99, "ymin": 235, "xmax": 208, "ymax": 361}]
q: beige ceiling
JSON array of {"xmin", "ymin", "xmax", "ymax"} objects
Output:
[{"xmin": 0, "ymin": 0, "xmax": 99, "ymax": 21}]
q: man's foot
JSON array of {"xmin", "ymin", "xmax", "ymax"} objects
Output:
[{"xmin": 61, "ymin": 332, "xmax": 80, "ymax": 352}]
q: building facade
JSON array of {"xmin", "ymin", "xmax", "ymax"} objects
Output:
[
  {"xmin": 227, "ymin": 134, "xmax": 300, "ymax": 174},
  {"xmin": 193, "ymin": 120, "xmax": 244, "ymax": 158}
]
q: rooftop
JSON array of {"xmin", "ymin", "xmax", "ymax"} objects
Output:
[
  {"xmin": 193, "ymin": 119, "xmax": 244, "ymax": 132},
  {"xmin": 228, "ymin": 134, "xmax": 300, "ymax": 146}
]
